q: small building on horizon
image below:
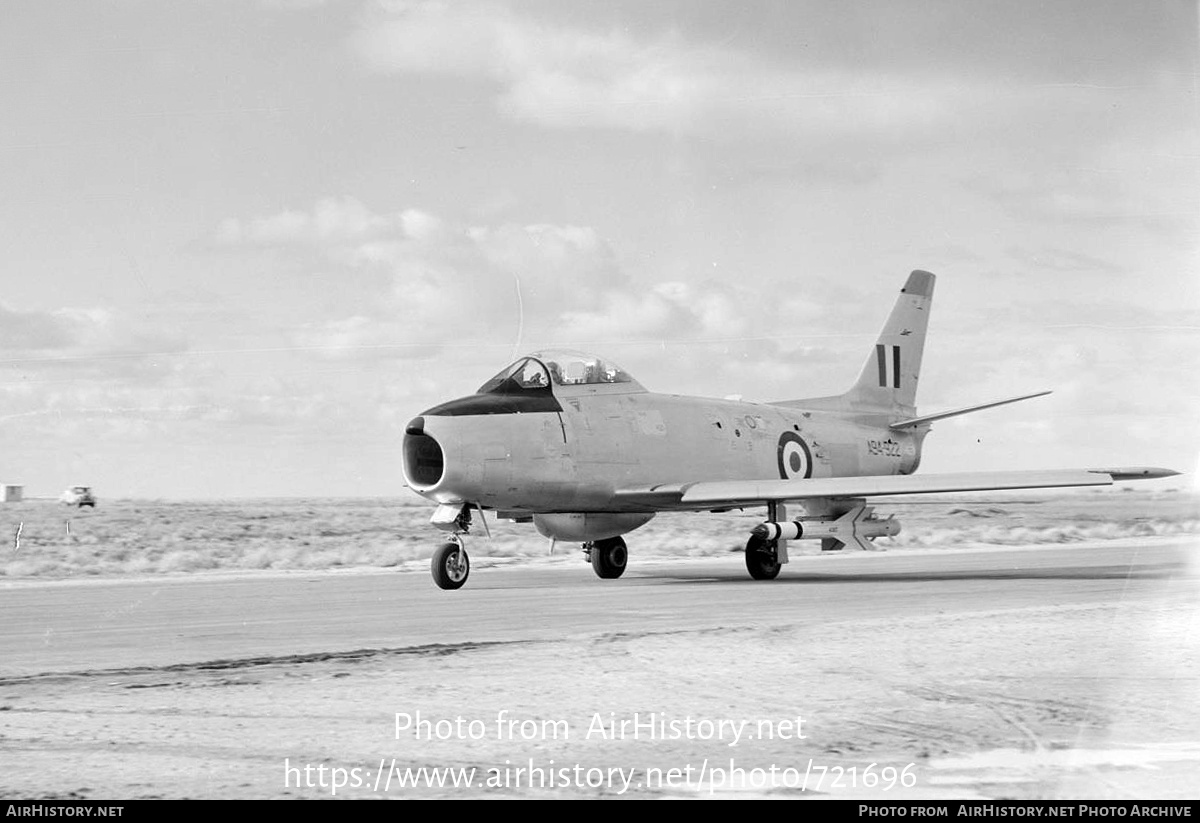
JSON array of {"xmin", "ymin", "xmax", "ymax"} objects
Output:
[{"xmin": 3, "ymin": 484, "xmax": 23, "ymax": 503}]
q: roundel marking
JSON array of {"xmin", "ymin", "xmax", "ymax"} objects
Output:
[{"xmin": 777, "ymin": 432, "xmax": 813, "ymax": 480}]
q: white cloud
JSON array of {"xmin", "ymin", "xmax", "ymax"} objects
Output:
[
  {"xmin": 0, "ymin": 305, "xmax": 80, "ymax": 351},
  {"xmin": 0, "ymin": 304, "xmax": 186, "ymax": 367},
  {"xmin": 558, "ymin": 280, "xmax": 751, "ymax": 345},
  {"xmin": 400, "ymin": 208, "xmax": 444, "ymax": 240},
  {"xmin": 214, "ymin": 197, "xmax": 817, "ymax": 367},
  {"xmin": 217, "ymin": 199, "xmax": 634, "ymax": 352},
  {"xmin": 216, "ymin": 197, "xmax": 438, "ymax": 246},
  {"xmin": 351, "ymin": 1, "xmax": 965, "ymax": 139}
]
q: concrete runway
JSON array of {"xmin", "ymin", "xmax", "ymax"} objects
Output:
[
  {"xmin": 3, "ymin": 538, "xmax": 1190, "ymax": 677},
  {"xmin": 2, "ymin": 538, "xmax": 1197, "ymax": 799}
]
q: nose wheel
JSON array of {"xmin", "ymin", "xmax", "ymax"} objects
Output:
[{"xmin": 431, "ymin": 540, "xmax": 470, "ymax": 590}]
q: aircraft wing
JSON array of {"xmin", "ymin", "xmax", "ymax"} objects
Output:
[{"xmin": 614, "ymin": 467, "xmax": 1177, "ymax": 510}]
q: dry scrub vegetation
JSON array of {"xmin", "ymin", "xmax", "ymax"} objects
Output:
[{"xmin": 1, "ymin": 489, "xmax": 1195, "ymax": 579}]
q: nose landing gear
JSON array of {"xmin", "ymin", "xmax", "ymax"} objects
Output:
[
  {"xmin": 431, "ymin": 538, "xmax": 470, "ymax": 590},
  {"xmin": 428, "ymin": 503, "xmax": 477, "ymax": 590}
]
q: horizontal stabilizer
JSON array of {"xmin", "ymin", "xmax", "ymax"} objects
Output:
[{"xmin": 888, "ymin": 391, "xmax": 1052, "ymax": 429}]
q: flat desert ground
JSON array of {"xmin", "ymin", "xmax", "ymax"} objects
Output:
[{"xmin": 1, "ymin": 490, "xmax": 1197, "ymax": 799}]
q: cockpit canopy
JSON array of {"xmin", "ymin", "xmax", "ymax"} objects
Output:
[{"xmin": 478, "ymin": 349, "xmax": 639, "ymax": 394}]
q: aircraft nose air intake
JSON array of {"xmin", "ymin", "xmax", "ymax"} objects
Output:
[{"xmin": 402, "ymin": 422, "xmax": 445, "ymax": 489}]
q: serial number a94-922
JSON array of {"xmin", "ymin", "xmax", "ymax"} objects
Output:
[{"xmin": 866, "ymin": 439, "xmax": 903, "ymax": 458}]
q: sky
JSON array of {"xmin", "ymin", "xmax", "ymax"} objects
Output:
[{"xmin": 1, "ymin": 0, "xmax": 1197, "ymax": 499}]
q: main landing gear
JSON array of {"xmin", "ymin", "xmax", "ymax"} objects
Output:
[
  {"xmin": 583, "ymin": 536, "xmax": 627, "ymax": 580},
  {"xmin": 740, "ymin": 498, "xmax": 900, "ymax": 582},
  {"xmin": 744, "ymin": 533, "xmax": 782, "ymax": 580},
  {"xmin": 423, "ymin": 499, "xmax": 896, "ymax": 588}
]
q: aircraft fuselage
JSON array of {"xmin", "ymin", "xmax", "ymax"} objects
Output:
[{"xmin": 404, "ymin": 383, "xmax": 923, "ymax": 516}]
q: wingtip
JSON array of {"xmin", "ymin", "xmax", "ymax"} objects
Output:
[{"xmin": 1091, "ymin": 467, "xmax": 1182, "ymax": 481}]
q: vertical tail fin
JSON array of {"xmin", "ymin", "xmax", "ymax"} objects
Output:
[{"xmin": 843, "ymin": 270, "xmax": 935, "ymax": 413}]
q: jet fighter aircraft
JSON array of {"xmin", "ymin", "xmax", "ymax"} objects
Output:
[{"xmin": 402, "ymin": 270, "xmax": 1177, "ymax": 589}]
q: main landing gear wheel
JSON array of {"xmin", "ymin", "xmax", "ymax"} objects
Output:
[
  {"xmin": 431, "ymin": 542, "xmax": 470, "ymax": 590},
  {"xmin": 745, "ymin": 534, "xmax": 782, "ymax": 581},
  {"xmin": 590, "ymin": 536, "xmax": 628, "ymax": 580}
]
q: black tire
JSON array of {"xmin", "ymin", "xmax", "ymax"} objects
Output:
[
  {"xmin": 590, "ymin": 536, "xmax": 627, "ymax": 580},
  {"xmin": 431, "ymin": 542, "xmax": 470, "ymax": 590},
  {"xmin": 745, "ymin": 534, "xmax": 781, "ymax": 580}
]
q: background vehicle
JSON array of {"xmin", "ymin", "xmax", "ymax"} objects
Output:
[{"xmin": 60, "ymin": 486, "xmax": 96, "ymax": 508}]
